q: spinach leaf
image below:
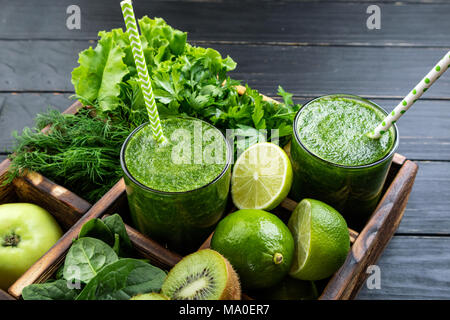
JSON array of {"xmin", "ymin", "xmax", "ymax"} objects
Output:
[
  {"xmin": 78, "ymin": 218, "xmax": 114, "ymax": 246},
  {"xmin": 22, "ymin": 279, "xmax": 80, "ymax": 300},
  {"xmin": 76, "ymin": 258, "xmax": 166, "ymax": 300},
  {"xmin": 54, "ymin": 263, "xmax": 65, "ymax": 280},
  {"xmin": 78, "ymin": 214, "xmax": 132, "ymax": 257},
  {"xmin": 112, "ymin": 233, "xmax": 120, "ymax": 256},
  {"xmin": 63, "ymin": 237, "xmax": 118, "ymax": 283},
  {"xmin": 103, "ymin": 214, "xmax": 132, "ymax": 252}
]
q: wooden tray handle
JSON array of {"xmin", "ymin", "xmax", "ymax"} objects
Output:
[{"xmin": 319, "ymin": 160, "xmax": 418, "ymax": 300}]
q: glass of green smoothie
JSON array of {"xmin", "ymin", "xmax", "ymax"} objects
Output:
[
  {"xmin": 121, "ymin": 116, "xmax": 232, "ymax": 254},
  {"xmin": 290, "ymin": 94, "xmax": 399, "ymax": 230}
]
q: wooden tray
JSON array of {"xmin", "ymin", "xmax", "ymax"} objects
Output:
[{"xmin": 0, "ymin": 97, "xmax": 418, "ymax": 300}]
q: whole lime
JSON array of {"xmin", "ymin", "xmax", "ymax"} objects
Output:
[{"xmin": 210, "ymin": 209, "xmax": 294, "ymax": 289}]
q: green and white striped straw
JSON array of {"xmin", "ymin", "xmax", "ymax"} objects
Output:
[
  {"xmin": 120, "ymin": 0, "xmax": 167, "ymax": 144},
  {"xmin": 368, "ymin": 50, "xmax": 450, "ymax": 139}
]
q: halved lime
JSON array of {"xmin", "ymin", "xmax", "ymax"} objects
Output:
[
  {"xmin": 231, "ymin": 142, "xmax": 293, "ymax": 210},
  {"xmin": 288, "ymin": 199, "xmax": 350, "ymax": 281}
]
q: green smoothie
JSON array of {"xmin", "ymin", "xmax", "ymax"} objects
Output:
[
  {"xmin": 290, "ymin": 95, "xmax": 398, "ymax": 230},
  {"xmin": 124, "ymin": 118, "xmax": 227, "ymax": 192},
  {"xmin": 121, "ymin": 117, "xmax": 231, "ymax": 254},
  {"xmin": 297, "ymin": 97, "xmax": 394, "ymax": 166}
]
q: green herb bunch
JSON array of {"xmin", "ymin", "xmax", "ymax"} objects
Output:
[
  {"xmin": 71, "ymin": 16, "xmax": 300, "ymax": 144},
  {"xmin": 8, "ymin": 17, "xmax": 301, "ymax": 203},
  {"xmin": 7, "ymin": 109, "xmax": 130, "ymax": 202}
]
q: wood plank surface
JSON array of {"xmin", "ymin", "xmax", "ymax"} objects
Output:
[
  {"xmin": 398, "ymin": 161, "xmax": 450, "ymax": 235},
  {"xmin": 219, "ymin": 45, "xmax": 450, "ymax": 99},
  {"xmin": 0, "ymin": 41, "xmax": 90, "ymax": 92},
  {"xmin": 357, "ymin": 236, "xmax": 450, "ymax": 299},
  {"xmin": 1, "ymin": 0, "xmax": 449, "ymax": 47},
  {"xmin": 2, "ymin": 41, "xmax": 449, "ymax": 99},
  {"xmin": 0, "ymin": 93, "xmax": 72, "ymax": 152}
]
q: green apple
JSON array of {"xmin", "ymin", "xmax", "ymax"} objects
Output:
[{"xmin": 0, "ymin": 203, "xmax": 63, "ymax": 290}]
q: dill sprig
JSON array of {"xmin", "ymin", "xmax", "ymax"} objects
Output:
[{"xmin": 7, "ymin": 109, "xmax": 131, "ymax": 203}]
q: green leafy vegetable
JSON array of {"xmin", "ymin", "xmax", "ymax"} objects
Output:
[
  {"xmin": 72, "ymin": 32, "xmax": 129, "ymax": 111},
  {"xmin": 76, "ymin": 258, "xmax": 166, "ymax": 300},
  {"xmin": 63, "ymin": 237, "xmax": 119, "ymax": 283},
  {"xmin": 78, "ymin": 214, "xmax": 132, "ymax": 256},
  {"xmin": 70, "ymin": 16, "xmax": 296, "ymax": 147},
  {"xmin": 7, "ymin": 16, "xmax": 301, "ymax": 203},
  {"xmin": 103, "ymin": 214, "xmax": 133, "ymax": 255},
  {"xmin": 54, "ymin": 264, "xmax": 65, "ymax": 280},
  {"xmin": 111, "ymin": 233, "xmax": 121, "ymax": 256},
  {"xmin": 22, "ymin": 213, "xmax": 166, "ymax": 301},
  {"xmin": 78, "ymin": 218, "xmax": 115, "ymax": 246},
  {"xmin": 22, "ymin": 280, "xmax": 80, "ymax": 300},
  {"xmin": 6, "ymin": 108, "xmax": 130, "ymax": 202}
]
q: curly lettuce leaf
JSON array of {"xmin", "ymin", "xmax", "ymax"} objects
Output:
[
  {"xmin": 139, "ymin": 17, "xmax": 187, "ymax": 58},
  {"xmin": 71, "ymin": 32, "xmax": 129, "ymax": 111}
]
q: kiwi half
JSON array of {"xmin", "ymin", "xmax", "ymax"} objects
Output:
[
  {"xmin": 161, "ymin": 249, "xmax": 241, "ymax": 300},
  {"xmin": 130, "ymin": 293, "xmax": 170, "ymax": 300}
]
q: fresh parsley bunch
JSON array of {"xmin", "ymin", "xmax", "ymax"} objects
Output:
[{"xmin": 72, "ymin": 17, "xmax": 300, "ymax": 146}]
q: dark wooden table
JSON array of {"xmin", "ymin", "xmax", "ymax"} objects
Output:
[{"xmin": 1, "ymin": 0, "xmax": 449, "ymax": 299}]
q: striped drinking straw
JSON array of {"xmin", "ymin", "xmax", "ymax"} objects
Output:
[
  {"xmin": 368, "ymin": 51, "xmax": 450, "ymax": 139},
  {"xmin": 120, "ymin": 0, "xmax": 167, "ymax": 144}
]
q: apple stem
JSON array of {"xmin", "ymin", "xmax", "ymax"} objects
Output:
[{"xmin": 2, "ymin": 233, "xmax": 21, "ymax": 247}]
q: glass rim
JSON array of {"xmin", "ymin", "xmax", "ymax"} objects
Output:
[
  {"xmin": 293, "ymin": 94, "xmax": 400, "ymax": 169},
  {"xmin": 120, "ymin": 116, "xmax": 232, "ymax": 195}
]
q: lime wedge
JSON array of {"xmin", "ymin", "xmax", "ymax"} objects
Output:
[
  {"xmin": 288, "ymin": 199, "xmax": 311, "ymax": 273},
  {"xmin": 288, "ymin": 199, "xmax": 350, "ymax": 281},
  {"xmin": 231, "ymin": 142, "xmax": 293, "ymax": 210}
]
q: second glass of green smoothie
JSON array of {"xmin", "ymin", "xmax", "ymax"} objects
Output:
[
  {"xmin": 121, "ymin": 117, "xmax": 231, "ymax": 254},
  {"xmin": 290, "ymin": 94, "xmax": 399, "ymax": 230}
]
